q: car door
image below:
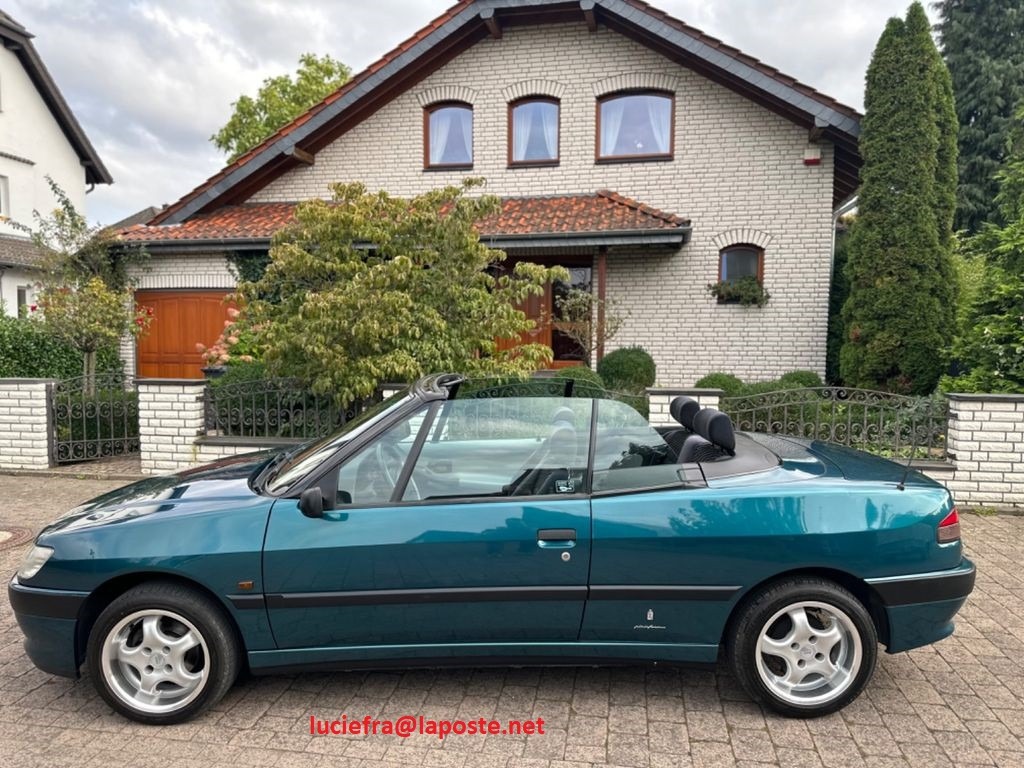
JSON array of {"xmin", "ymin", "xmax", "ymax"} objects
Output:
[
  {"xmin": 262, "ymin": 396, "xmax": 594, "ymax": 650},
  {"xmin": 581, "ymin": 399, "xmax": 739, "ymax": 659}
]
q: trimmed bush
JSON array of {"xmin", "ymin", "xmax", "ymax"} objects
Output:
[
  {"xmin": 778, "ymin": 370, "xmax": 824, "ymax": 390},
  {"xmin": 597, "ymin": 346, "xmax": 656, "ymax": 392},
  {"xmin": 0, "ymin": 315, "xmax": 121, "ymax": 379},
  {"xmin": 553, "ymin": 365, "xmax": 605, "ymax": 395},
  {"xmin": 693, "ymin": 372, "xmax": 745, "ymax": 397}
]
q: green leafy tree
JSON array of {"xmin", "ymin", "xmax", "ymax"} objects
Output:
[
  {"xmin": 840, "ymin": 4, "xmax": 958, "ymax": 394},
  {"xmin": 944, "ymin": 105, "xmax": 1024, "ymax": 392},
  {"xmin": 15, "ymin": 179, "xmax": 149, "ymax": 392},
  {"xmin": 238, "ymin": 181, "xmax": 567, "ymax": 404},
  {"xmin": 212, "ymin": 53, "xmax": 351, "ymax": 162},
  {"xmin": 935, "ymin": 0, "xmax": 1024, "ymax": 233}
]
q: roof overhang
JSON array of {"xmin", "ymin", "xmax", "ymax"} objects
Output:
[
  {"xmin": 131, "ymin": 228, "xmax": 690, "ymax": 255},
  {"xmin": 0, "ymin": 16, "xmax": 113, "ymax": 185},
  {"xmin": 152, "ymin": 0, "xmax": 861, "ymax": 226}
]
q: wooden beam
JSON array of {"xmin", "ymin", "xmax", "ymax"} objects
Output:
[
  {"xmin": 480, "ymin": 8, "xmax": 502, "ymax": 39},
  {"xmin": 808, "ymin": 117, "xmax": 828, "ymax": 143},
  {"xmin": 287, "ymin": 147, "xmax": 315, "ymax": 165},
  {"xmin": 580, "ymin": 0, "xmax": 598, "ymax": 33},
  {"xmin": 596, "ymin": 246, "xmax": 607, "ymax": 363}
]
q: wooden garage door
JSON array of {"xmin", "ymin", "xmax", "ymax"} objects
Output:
[{"xmin": 135, "ymin": 290, "xmax": 234, "ymax": 379}]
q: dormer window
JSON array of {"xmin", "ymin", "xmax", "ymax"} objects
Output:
[
  {"xmin": 509, "ymin": 98, "xmax": 559, "ymax": 166},
  {"xmin": 597, "ymin": 91, "xmax": 674, "ymax": 161},
  {"xmin": 424, "ymin": 102, "xmax": 473, "ymax": 169}
]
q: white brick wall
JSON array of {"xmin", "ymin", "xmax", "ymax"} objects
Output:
[
  {"xmin": 939, "ymin": 395, "xmax": 1024, "ymax": 509},
  {"xmin": 238, "ymin": 23, "xmax": 835, "ymax": 385},
  {"xmin": 137, "ymin": 381, "xmax": 207, "ymax": 474},
  {"xmin": 0, "ymin": 379, "xmax": 52, "ymax": 470}
]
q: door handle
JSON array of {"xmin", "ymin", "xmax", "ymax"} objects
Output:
[{"xmin": 537, "ymin": 529, "xmax": 576, "ymax": 549}]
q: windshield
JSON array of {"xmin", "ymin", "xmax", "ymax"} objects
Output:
[{"xmin": 264, "ymin": 388, "xmax": 412, "ymax": 494}]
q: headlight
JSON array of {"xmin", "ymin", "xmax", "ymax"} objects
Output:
[{"xmin": 17, "ymin": 545, "xmax": 53, "ymax": 581}]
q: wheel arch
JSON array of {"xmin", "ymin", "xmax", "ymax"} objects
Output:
[
  {"xmin": 74, "ymin": 572, "xmax": 247, "ymax": 670},
  {"xmin": 722, "ymin": 567, "xmax": 890, "ymax": 649}
]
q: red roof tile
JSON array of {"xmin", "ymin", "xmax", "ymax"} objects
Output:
[{"xmin": 119, "ymin": 191, "xmax": 688, "ymax": 244}]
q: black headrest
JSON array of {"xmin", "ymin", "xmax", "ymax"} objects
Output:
[
  {"xmin": 669, "ymin": 396, "xmax": 700, "ymax": 430},
  {"xmin": 692, "ymin": 408, "xmax": 736, "ymax": 453}
]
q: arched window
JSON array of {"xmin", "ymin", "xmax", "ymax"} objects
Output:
[
  {"xmin": 509, "ymin": 98, "xmax": 559, "ymax": 165},
  {"xmin": 597, "ymin": 91, "xmax": 674, "ymax": 161},
  {"xmin": 719, "ymin": 245, "xmax": 764, "ymax": 284},
  {"xmin": 424, "ymin": 102, "xmax": 473, "ymax": 168}
]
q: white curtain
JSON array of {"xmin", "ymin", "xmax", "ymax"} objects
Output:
[
  {"xmin": 513, "ymin": 105, "xmax": 532, "ymax": 162},
  {"xmin": 457, "ymin": 109, "xmax": 473, "ymax": 163},
  {"xmin": 540, "ymin": 103, "xmax": 558, "ymax": 159},
  {"xmin": 647, "ymin": 96, "xmax": 671, "ymax": 154},
  {"xmin": 429, "ymin": 109, "xmax": 453, "ymax": 165},
  {"xmin": 600, "ymin": 98, "xmax": 626, "ymax": 157}
]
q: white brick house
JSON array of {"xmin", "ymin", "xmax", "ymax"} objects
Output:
[
  {"xmin": 119, "ymin": 0, "xmax": 861, "ymax": 384},
  {"xmin": 0, "ymin": 11, "xmax": 112, "ymax": 314}
]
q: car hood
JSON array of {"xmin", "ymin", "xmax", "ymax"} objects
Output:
[{"xmin": 41, "ymin": 449, "xmax": 283, "ymax": 536}]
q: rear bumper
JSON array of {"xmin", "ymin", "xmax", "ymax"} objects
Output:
[
  {"xmin": 866, "ymin": 559, "xmax": 976, "ymax": 653},
  {"xmin": 8, "ymin": 577, "xmax": 87, "ymax": 678}
]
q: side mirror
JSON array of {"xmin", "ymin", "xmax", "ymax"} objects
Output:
[{"xmin": 299, "ymin": 487, "xmax": 325, "ymax": 518}]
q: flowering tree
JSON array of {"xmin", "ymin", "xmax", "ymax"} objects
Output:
[
  {"xmin": 16, "ymin": 178, "xmax": 149, "ymax": 393},
  {"xmin": 238, "ymin": 181, "xmax": 567, "ymax": 404}
]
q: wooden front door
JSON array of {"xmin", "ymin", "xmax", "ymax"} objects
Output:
[
  {"xmin": 496, "ymin": 262, "xmax": 591, "ymax": 369},
  {"xmin": 135, "ymin": 290, "xmax": 234, "ymax": 379}
]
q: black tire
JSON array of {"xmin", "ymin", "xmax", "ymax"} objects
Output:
[
  {"xmin": 727, "ymin": 577, "xmax": 877, "ymax": 718},
  {"xmin": 86, "ymin": 581, "xmax": 241, "ymax": 724}
]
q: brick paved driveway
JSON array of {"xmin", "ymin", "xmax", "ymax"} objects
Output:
[{"xmin": 1, "ymin": 474, "xmax": 1022, "ymax": 768}]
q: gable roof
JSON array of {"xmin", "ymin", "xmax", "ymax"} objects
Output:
[
  {"xmin": 120, "ymin": 190, "xmax": 690, "ymax": 250},
  {"xmin": 152, "ymin": 0, "xmax": 861, "ymax": 228},
  {"xmin": 0, "ymin": 10, "xmax": 112, "ymax": 185}
]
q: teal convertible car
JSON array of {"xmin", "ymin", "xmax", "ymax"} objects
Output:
[{"xmin": 9, "ymin": 374, "xmax": 974, "ymax": 723}]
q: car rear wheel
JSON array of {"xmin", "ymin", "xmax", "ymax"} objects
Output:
[
  {"xmin": 86, "ymin": 581, "xmax": 240, "ymax": 724},
  {"xmin": 728, "ymin": 577, "xmax": 877, "ymax": 717}
]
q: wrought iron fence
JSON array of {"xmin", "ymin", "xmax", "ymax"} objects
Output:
[
  {"xmin": 51, "ymin": 373, "xmax": 139, "ymax": 464},
  {"xmin": 446, "ymin": 377, "xmax": 649, "ymax": 439},
  {"xmin": 204, "ymin": 377, "xmax": 371, "ymax": 440},
  {"xmin": 719, "ymin": 387, "xmax": 949, "ymax": 459}
]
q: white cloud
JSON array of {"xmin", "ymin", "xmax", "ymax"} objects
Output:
[{"xmin": 5, "ymin": 0, "xmax": 935, "ymax": 225}]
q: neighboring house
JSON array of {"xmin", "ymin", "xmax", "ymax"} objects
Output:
[
  {"xmin": 0, "ymin": 10, "xmax": 112, "ymax": 316},
  {"xmin": 119, "ymin": 0, "xmax": 860, "ymax": 384}
]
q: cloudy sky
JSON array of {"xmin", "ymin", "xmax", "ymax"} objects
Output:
[{"xmin": 6, "ymin": 0, "xmax": 936, "ymax": 226}]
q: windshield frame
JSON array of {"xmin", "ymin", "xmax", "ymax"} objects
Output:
[{"xmin": 261, "ymin": 387, "xmax": 420, "ymax": 495}]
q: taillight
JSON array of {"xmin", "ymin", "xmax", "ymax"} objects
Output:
[{"xmin": 937, "ymin": 507, "xmax": 961, "ymax": 544}]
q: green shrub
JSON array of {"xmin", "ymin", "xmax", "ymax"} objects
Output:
[
  {"xmin": 553, "ymin": 365, "xmax": 605, "ymax": 396},
  {"xmin": 597, "ymin": 346, "xmax": 656, "ymax": 392},
  {"xmin": 208, "ymin": 360, "xmax": 269, "ymax": 389},
  {"xmin": 0, "ymin": 315, "xmax": 121, "ymax": 379},
  {"xmin": 694, "ymin": 372, "xmax": 745, "ymax": 397},
  {"xmin": 778, "ymin": 370, "xmax": 824, "ymax": 389}
]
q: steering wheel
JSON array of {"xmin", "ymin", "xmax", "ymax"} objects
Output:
[{"xmin": 373, "ymin": 442, "xmax": 420, "ymax": 501}]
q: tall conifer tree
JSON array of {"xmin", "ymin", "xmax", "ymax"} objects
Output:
[
  {"xmin": 840, "ymin": 4, "xmax": 957, "ymax": 394},
  {"xmin": 936, "ymin": 0, "xmax": 1024, "ymax": 233}
]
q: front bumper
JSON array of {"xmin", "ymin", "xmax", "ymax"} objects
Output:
[
  {"xmin": 866, "ymin": 559, "xmax": 976, "ymax": 653},
  {"xmin": 8, "ymin": 577, "xmax": 88, "ymax": 678}
]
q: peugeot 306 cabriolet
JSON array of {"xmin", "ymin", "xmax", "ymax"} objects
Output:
[{"xmin": 9, "ymin": 374, "xmax": 974, "ymax": 723}]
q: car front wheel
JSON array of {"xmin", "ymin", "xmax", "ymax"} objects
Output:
[
  {"xmin": 728, "ymin": 577, "xmax": 878, "ymax": 717},
  {"xmin": 86, "ymin": 581, "xmax": 240, "ymax": 724}
]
